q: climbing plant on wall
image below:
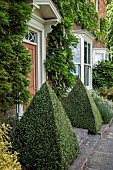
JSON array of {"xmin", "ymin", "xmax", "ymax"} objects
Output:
[
  {"xmin": 74, "ymin": 0, "xmax": 98, "ymax": 32},
  {"xmin": 96, "ymin": 18, "xmax": 108, "ymax": 45},
  {"xmin": 107, "ymin": 0, "xmax": 113, "ymax": 60},
  {"xmin": 0, "ymin": 0, "xmax": 32, "ymax": 114},
  {"xmin": 45, "ymin": 0, "xmax": 99, "ymax": 97}
]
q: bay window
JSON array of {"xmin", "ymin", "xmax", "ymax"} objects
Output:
[
  {"xmin": 72, "ymin": 30, "xmax": 95, "ymax": 89},
  {"xmin": 92, "ymin": 48, "xmax": 109, "ymax": 65}
]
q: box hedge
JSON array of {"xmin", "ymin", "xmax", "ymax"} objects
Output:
[
  {"xmin": 63, "ymin": 78, "xmax": 102, "ymax": 134},
  {"xmin": 12, "ymin": 82, "xmax": 79, "ymax": 170}
]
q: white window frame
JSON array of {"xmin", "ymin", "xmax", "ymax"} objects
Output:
[
  {"xmin": 95, "ymin": 0, "xmax": 98, "ymax": 12},
  {"xmin": 84, "ymin": 41, "xmax": 91, "ymax": 87},
  {"xmin": 92, "ymin": 48, "xmax": 109, "ymax": 65},
  {"xmin": 72, "ymin": 30, "xmax": 95, "ymax": 90}
]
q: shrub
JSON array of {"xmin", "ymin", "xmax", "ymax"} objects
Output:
[
  {"xmin": 63, "ymin": 78, "xmax": 102, "ymax": 134},
  {"xmin": 92, "ymin": 60, "xmax": 113, "ymax": 90},
  {"xmin": 91, "ymin": 90, "xmax": 113, "ymax": 124},
  {"xmin": 0, "ymin": 124, "xmax": 21, "ymax": 170},
  {"xmin": 12, "ymin": 82, "xmax": 79, "ymax": 170},
  {"xmin": 99, "ymin": 86, "xmax": 113, "ymax": 101},
  {"xmin": 0, "ymin": 0, "xmax": 32, "ymax": 114}
]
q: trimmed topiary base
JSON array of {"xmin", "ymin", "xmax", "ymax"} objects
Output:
[
  {"xmin": 63, "ymin": 78, "xmax": 102, "ymax": 134},
  {"xmin": 12, "ymin": 82, "xmax": 79, "ymax": 170}
]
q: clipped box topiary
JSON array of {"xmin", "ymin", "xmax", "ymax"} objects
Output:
[
  {"xmin": 12, "ymin": 82, "xmax": 79, "ymax": 170},
  {"xmin": 63, "ymin": 78, "xmax": 102, "ymax": 134}
]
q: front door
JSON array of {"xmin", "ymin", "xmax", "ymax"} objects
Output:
[{"xmin": 23, "ymin": 42, "xmax": 37, "ymax": 106}]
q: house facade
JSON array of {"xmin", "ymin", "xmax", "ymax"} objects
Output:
[
  {"xmin": 72, "ymin": 0, "xmax": 108, "ymax": 89},
  {"xmin": 18, "ymin": 0, "xmax": 108, "ymax": 117},
  {"xmin": 92, "ymin": 0, "xmax": 108, "ymax": 65},
  {"xmin": 18, "ymin": 0, "xmax": 61, "ymax": 117}
]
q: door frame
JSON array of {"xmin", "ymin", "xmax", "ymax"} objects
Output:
[{"xmin": 17, "ymin": 16, "xmax": 46, "ymax": 118}]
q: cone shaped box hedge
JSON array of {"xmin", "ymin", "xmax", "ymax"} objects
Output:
[
  {"xmin": 12, "ymin": 82, "xmax": 79, "ymax": 170},
  {"xmin": 63, "ymin": 78, "xmax": 102, "ymax": 134}
]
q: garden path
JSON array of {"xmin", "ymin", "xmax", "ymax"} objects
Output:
[{"xmin": 69, "ymin": 120, "xmax": 113, "ymax": 170}]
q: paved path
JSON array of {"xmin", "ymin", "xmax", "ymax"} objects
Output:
[
  {"xmin": 69, "ymin": 120, "xmax": 113, "ymax": 170},
  {"xmin": 86, "ymin": 122, "xmax": 113, "ymax": 170}
]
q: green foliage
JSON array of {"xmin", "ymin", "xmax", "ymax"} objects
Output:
[
  {"xmin": 107, "ymin": 0, "xmax": 113, "ymax": 60},
  {"xmin": 96, "ymin": 18, "xmax": 108, "ymax": 45},
  {"xmin": 12, "ymin": 82, "xmax": 79, "ymax": 170},
  {"xmin": 0, "ymin": 124, "xmax": 21, "ymax": 170},
  {"xmin": 63, "ymin": 78, "xmax": 102, "ymax": 134},
  {"xmin": 93, "ymin": 60, "xmax": 113, "ymax": 89},
  {"xmin": 0, "ymin": 0, "xmax": 32, "ymax": 113},
  {"xmin": 99, "ymin": 86, "xmax": 113, "ymax": 101},
  {"xmin": 45, "ymin": 0, "xmax": 98, "ymax": 97},
  {"xmin": 74, "ymin": 0, "xmax": 98, "ymax": 33},
  {"xmin": 91, "ymin": 90, "xmax": 113, "ymax": 124}
]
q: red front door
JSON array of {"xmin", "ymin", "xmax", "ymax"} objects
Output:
[{"xmin": 23, "ymin": 43, "xmax": 37, "ymax": 109}]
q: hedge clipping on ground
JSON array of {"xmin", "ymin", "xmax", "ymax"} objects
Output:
[
  {"xmin": 0, "ymin": 124, "xmax": 21, "ymax": 170},
  {"xmin": 12, "ymin": 82, "xmax": 79, "ymax": 170},
  {"xmin": 63, "ymin": 78, "xmax": 102, "ymax": 134}
]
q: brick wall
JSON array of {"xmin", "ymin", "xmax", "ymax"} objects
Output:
[
  {"xmin": 93, "ymin": 39, "xmax": 106, "ymax": 48},
  {"xmin": 92, "ymin": 0, "xmax": 108, "ymax": 48},
  {"xmin": 0, "ymin": 105, "xmax": 16, "ymax": 125},
  {"xmin": 98, "ymin": 0, "xmax": 107, "ymax": 18},
  {"xmin": 92, "ymin": 0, "xmax": 107, "ymax": 18}
]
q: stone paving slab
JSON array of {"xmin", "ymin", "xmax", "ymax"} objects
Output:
[
  {"xmin": 86, "ymin": 151, "xmax": 113, "ymax": 170},
  {"xmin": 80, "ymin": 135, "xmax": 100, "ymax": 149},
  {"xmin": 69, "ymin": 156, "xmax": 87, "ymax": 170},
  {"xmin": 86, "ymin": 120, "xmax": 113, "ymax": 170},
  {"xmin": 69, "ymin": 134, "xmax": 100, "ymax": 170},
  {"xmin": 106, "ymin": 132, "xmax": 113, "ymax": 139},
  {"xmin": 94, "ymin": 138, "xmax": 113, "ymax": 154},
  {"xmin": 98, "ymin": 124, "xmax": 109, "ymax": 138},
  {"xmin": 69, "ymin": 120, "xmax": 113, "ymax": 170},
  {"xmin": 73, "ymin": 127, "xmax": 88, "ymax": 145},
  {"xmin": 86, "ymin": 168, "xmax": 99, "ymax": 170}
]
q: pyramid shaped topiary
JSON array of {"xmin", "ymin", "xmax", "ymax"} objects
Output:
[
  {"xmin": 12, "ymin": 82, "xmax": 79, "ymax": 170},
  {"xmin": 63, "ymin": 78, "xmax": 102, "ymax": 134}
]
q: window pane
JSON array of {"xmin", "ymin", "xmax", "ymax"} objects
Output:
[
  {"xmin": 73, "ymin": 64, "xmax": 81, "ymax": 78},
  {"xmin": 73, "ymin": 40, "xmax": 81, "ymax": 63},
  {"xmin": 24, "ymin": 31, "xmax": 37, "ymax": 43},
  {"xmin": 88, "ymin": 43, "xmax": 91, "ymax": 64},
  {"xmin": 84, "ymin": 65, "xmax": 89, "ymax": 86},
  {"xmin": 95, "ymin": 53, "xmax": 103, "ymax": 64},
  {"xmin": 84, "ymin": 41, "xmax": 87, "ymax": 64}
]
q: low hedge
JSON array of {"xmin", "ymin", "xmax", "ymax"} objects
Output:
[
  {"xmin": 91, "ymin": 90, "xmax": 113, "ymax": 124},
  {"xmin": 12, "ymin": 82, "xmax": 79, "ymax": 170},
  {"xmin": 63, "ymin": 78, "xmax": 102, "ymax": 134}
]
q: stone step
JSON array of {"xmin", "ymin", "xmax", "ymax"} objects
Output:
[
  {"xmin": 73, "ymin": 127, "xmax": 88, "ymax": 146},
  {"xmin": 69, "ymin": 124, "xmax": 111, "ymax": 170},
  {"xmin": 69, "ymin": 134, "xmax": 100, "ymax": 170}
]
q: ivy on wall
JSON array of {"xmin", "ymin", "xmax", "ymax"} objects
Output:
[
  {"xmin": 45, "ymin": 0, "xmax": 99, "ymax": 97},
  {"xmin": 107, "ymin": 0, "xmax": 113, "ymax": 60},
  {"xmin": 74, "ymin": 0, "xmax": 98, "ymax": 33},
  {"xmin": 96, "ymin": 18, "xmax": 108, "ymax": 45}
]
